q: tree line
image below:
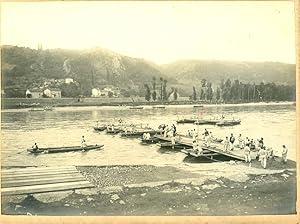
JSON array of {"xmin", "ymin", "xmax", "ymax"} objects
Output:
[
  {"xmin": 191, "ymin": 79, "xmax": 295, "ymax": 103},
  {"xmin": 144, "ymin": 77, "xmax": 178, "ymax": 101}
]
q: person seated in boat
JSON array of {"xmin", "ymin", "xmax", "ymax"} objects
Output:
[
  {"xmin": 143, "ymin": 132, "xmax": 147, "ymax": 140},
  {"xmin": 146, "ymin": 133, "xmax": 151, "ymax": 140},
  {"xmin": 32, "ymin": 142, "xmax": 39, "ymax": 152},
  {"xmin": 221, "ymin": 115, "xmax": 225, "ymax": 120},
  {"xmin": 244, "ymin": 144, "xmax": 251, "ymax": 163},
  {"xmin": 111, "ymin": 125, "xmax": 115, "ymax": 132},
  {"xmin": 81, "ymin": 136, "xmax": 87, "ymax": 148}
]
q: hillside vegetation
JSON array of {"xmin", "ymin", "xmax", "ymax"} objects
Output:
[{"xmin": 1, "ymin": 45, "xmax": 296, "ymax": 99}]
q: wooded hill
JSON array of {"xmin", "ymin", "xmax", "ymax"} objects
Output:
[{"xmin": 1, "ymin": 45, "xmax": 296, "ymax": 98}]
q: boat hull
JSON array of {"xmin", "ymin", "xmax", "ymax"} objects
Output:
[{"xmin": 27, "ymin": 144, "xmax": 104, "ymax": 154}]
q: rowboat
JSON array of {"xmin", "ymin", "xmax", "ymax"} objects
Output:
[
  {"xmin": 176, "ymin": 118, "xmax": 198, "ymax": 124},
  {"xmin": 139, "ymin": 137, "xmax": 159, "ymax": 144},
  {"xmin": 216, "ymin": 119, "xmax": 241, "ymax": 126},
  {"xmin": 152, "ymin": 105, "xmax": 166, "ymax": 109},
  {"xmin": 128, "ymin": 106, "xmax": 144, "ymax": 109},
  {"xmin": 120, "ymin": 129, "xmax": 157, "ymax": 137},
  {"xmin": 28, "ymin": 106, "xmax": 54, "ymax": 112},
  {"xmin": 157, "ymin": 142, "xmax": 187, "ymax": 149},
  {"xmin": 93, "ymin": 126, "xmax": 107, "ymax": 131},
  {"xmin": 28, "ymin": 108, "xmax": 46, "ymax": 112},
  {"xmin": 27, "ymin": 144, "xmax": 104, "ymax": 154},
  {"xmin": 193, "ymin": 105, "xmax": 204, "ymax": 108},
  {"xmin": 106, "ymin": 128, "xmax": 123, "ymax": 134}
]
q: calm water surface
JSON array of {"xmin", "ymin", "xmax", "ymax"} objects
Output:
[{"xmin": 1, "ymin": 104, "xmax": 296, "ymax": 167}]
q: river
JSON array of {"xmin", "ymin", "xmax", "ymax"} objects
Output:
[{"xmin": 1, "ymin": 103, "xmax": 296, "ymax": 167}]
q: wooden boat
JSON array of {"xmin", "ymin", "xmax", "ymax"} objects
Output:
[
  {"xmin": 152, "ymin": 105, "xmax": 166, "ymax": 109},
  {"xmin": 106, "ymin": 128, "xmax": 123, "ymax": 134},
  {"xmin": 28, "ymin": 106, "xmax": 54, "ymax": 112},
  {"xmin": 193, "ymin": 105, "xmax": 204, "ymax": 108},
  {"xmin": 139, "ymin": 137, "xmax": 159, "ymax": 144},
  {"xmin": 120, "ymin": 129, "xmax": 157, "ymax": 137},
  {"xmin": 157, "ymin": 142, "xmax": 188, "ymax": 149},
  {"xmin": 216, "ymin": 119, "xmax": 241, "ymax": 126},
  {"xmin": 194, "ymin": 120, "xmax": 211, "ymax": 125},
  {"xmin": 128, "ymin": 106, "xmax": 144, "ymax": 109},
  {"xmin": 176, "ymin": 118, "xmax": 198, "ymax": 124},
  {"xmin": 27, "ymin": 144, "xmax": 104, "ymax": 154},
  {"xmin": 93, "ymin": 126, "xmax": 107, "ymax": 131},
  {"xmin": 28, "ymin": 108, "xmax": 45, "ymax": 112}
]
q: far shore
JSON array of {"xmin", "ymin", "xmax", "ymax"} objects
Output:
[{"xmin": 1, "ymin": 97, "xmax": 296, "ymax": 110}]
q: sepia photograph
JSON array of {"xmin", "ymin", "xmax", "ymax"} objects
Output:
[{"xmin": 0, "ymin": 0, "xmax": 298, "ymax": 221}]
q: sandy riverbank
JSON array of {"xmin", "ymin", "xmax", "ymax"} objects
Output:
[{"xmin": 1, "ymin": 158, "xmax": 296, "ymax": 216}]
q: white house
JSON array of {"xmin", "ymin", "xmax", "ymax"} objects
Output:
[
  {"xmin": 91, "ymin": 86, "xmax": 120, "ymax": 97},
  {"xmin": 65, "ymin": 78, "xmax": 74, "ymax": 84},
  {"xmin": 44, "ymin": 88, "xmax": 61, "ymax": 98},
  {"xmin": 30, "ymin": 89, "xmax": 43, "ymax": 98}
]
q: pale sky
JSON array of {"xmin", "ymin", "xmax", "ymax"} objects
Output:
[{"xmin": 0, "ymin": 1, "xmax": 296, "ymax": 64}]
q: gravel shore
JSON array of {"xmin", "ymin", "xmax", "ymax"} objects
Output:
[{"xmin": 1, "ymin": 159, "xmax": 296, "ymax": 216}]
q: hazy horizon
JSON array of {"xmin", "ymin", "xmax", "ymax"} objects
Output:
[{"xmin": 1, "ymin": 1, "xmax": 296, "ymax": 64}]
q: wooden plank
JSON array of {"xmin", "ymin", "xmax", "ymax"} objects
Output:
[
  {"xmin": 1, "ymin": 166, "xmax": 76, "ymax": 173},
  {"xmin": 1, "ymin": 170, "xmax": 80, "ymax": 180},
  {"xmin": 1, "ymin": 181, "xmax": 94, "ymax": 196},
  {"xmin": 1, "ymin": 173, "xmax": 82, "ymax": 181},
  {"xmin": 1, "ymin": 166, "xmax": 77, "ymax": 175},
  {"xmin": 2, "ymin": 176, "xmax": 86, "ymax": 188},
  {"xmin": 204, "ymin": 147, "xmax": 244, "ymax": 160},
  {"xmin": 2, "ymin": 173, "xmax": 84, "ymax": 183}
]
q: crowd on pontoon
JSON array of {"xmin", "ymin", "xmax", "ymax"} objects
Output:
[{"xmin": 190, "ymin": 130, "xmax": 288, "ymax": 168}]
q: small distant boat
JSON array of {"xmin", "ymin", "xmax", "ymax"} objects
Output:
[
  {"xmin": 28, "ymin": 108, "xmax": 45, "ymax": 112},
  {"xmin": 176, "ymin": 118, "xmax": 198, "ymax": 124},
  {"xmin": 28, "ymin": 106, "xmax": 54, "ymax": 112},
  {"xmin": 93, "ymin": 126, "xmax": 107, "ymax": 131},
  {"xmin": 193, "ymin": 105, "xmax": 204, "ymax": 108},
  {"xmin": 27, "ymin": 144, "xmax": 104, "ymax": 154},
  {"xmin": 128, "ymin": 106, "xmax": 144, "ymax": 109},
  {"xmin": 194, "ymin": 119, "xmax": 220, "ymax": 125},
  {"xmin": 152, "ymin": 105, "xmax": 166, "ymax": 109},
  {"xmin": 216, "ymin": 119, "xmax": 241, "ymax": 126},
  {"xmin": 106, "ymin": 128, "xmax": 123, "ymax": 134}
]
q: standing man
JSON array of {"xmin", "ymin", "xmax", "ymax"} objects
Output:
[
  {"xmin": 81, "ymin": 136, "xmax": 87, "ymax": 148},
  {"xmin": 238, "ymin": 134, "xmax": 244, "ymax": 149},
  {"xmin": 244, "ymin": 144, "xmax": 251, "ymax": 163},
  {"xmin": 229, "ymin": 133, "xmax": 235, "ymax": 151},
  {"xmin": 281, "ymin": 145, "xmax": 288, "ymax": 163},
  {"xmin": 224, "ymin": 137, "xmax": 230, "ymax": 152}
]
